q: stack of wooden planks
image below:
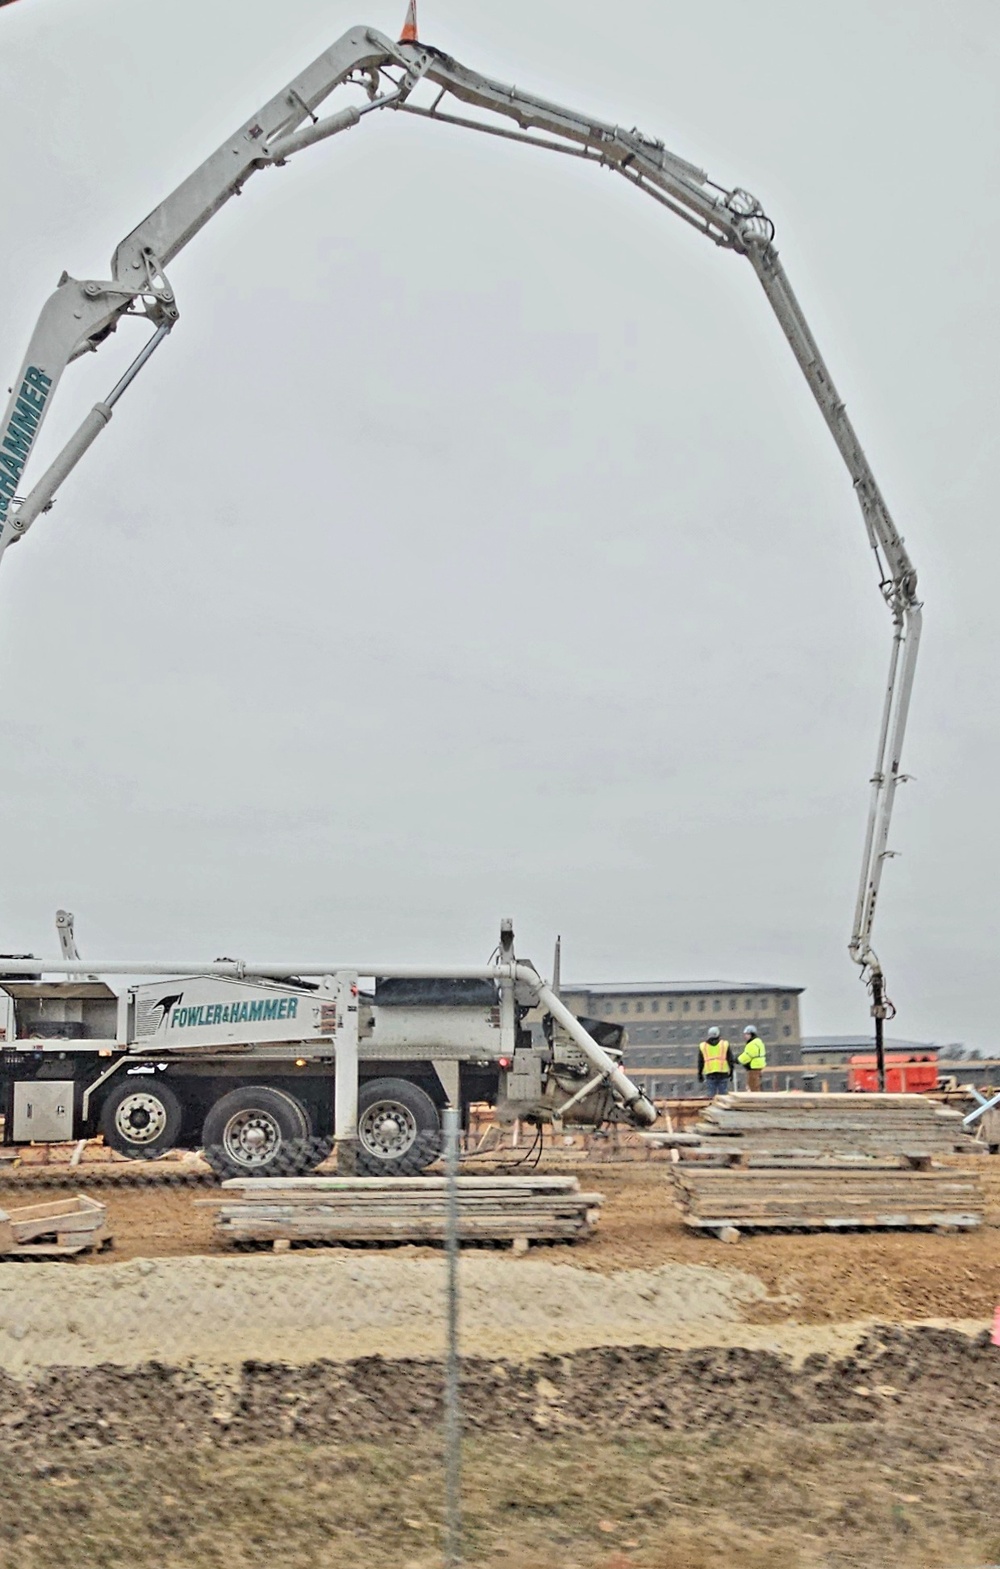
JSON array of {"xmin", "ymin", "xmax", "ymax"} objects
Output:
[
  {"xmin": 0, "ymin": 1193, "xmax": 111, "ymax": 1257},
  {"xmin": 210, "ymin": 1175, "xmax": 603, "ymax": 1249},
  {"xmin": 693, "ymin": 1093, "xmax": 979, "ymax": 1159},
  {"xmin": 671, "ymin": 1160, "xmax": 984, "ymax": 1238}
]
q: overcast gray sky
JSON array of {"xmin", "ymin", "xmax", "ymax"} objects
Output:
[{"xmin": 0, "ymin": 0, "xmax": 997, "ymax": 1046}]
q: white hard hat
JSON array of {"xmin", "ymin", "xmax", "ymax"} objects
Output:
[
  {"xmin": 706, "ymin": 1027, "xmax": 721, "ymax": 1041},
  {"xmin": 743, "ymin": 1025, "xmax": 756, "ymax": 1037}
]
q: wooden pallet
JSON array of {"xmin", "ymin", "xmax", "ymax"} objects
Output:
[
  {"xmin": 671, "ymin": 1162, "xmax": 983, "ymax": 1238},
  {"xmin": 0, "ymin": 1193, "xmax": 111, "ymax": 1257},
  {"xmin": 206, "ymin": 1175, "xmax": 604, "ymax": 1249}
]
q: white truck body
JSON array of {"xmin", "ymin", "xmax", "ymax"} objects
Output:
[{"xmin": 0, "ymin": 922, "xmax": 653, "ymax": 1177}]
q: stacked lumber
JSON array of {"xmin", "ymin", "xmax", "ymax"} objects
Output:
[
  {"xmin": 210, "ymin": 1176, "xmax": 603, "ymax": 1249},
  {"xmin": 694, "ymin": 1093, "xmax": 979, "ymax": 1158},
  {"xmin": 671, "ymin": 1162, "xmax": 983, "ymax": 1236},
  {"xmin": 0, "ymin": 1193, "xmax": 111, "ymax": 1257}
]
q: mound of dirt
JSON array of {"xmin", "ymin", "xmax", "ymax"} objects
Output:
[
  {"xmin": 0, "ymin": 1252, "xmax": 772, "ymax": 1372},
  {"xmin": 0, "ymin": 1325, "xmax": 993, "ymax": 1456}
]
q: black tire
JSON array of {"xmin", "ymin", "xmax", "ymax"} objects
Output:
[
  {"xmin": 100, "ymin": 1076, "xmax": 184, "ymax": 1160},
  {"xmin": 356, "ymin": 1078, "xmax": 442, "ymax": 1177},
  {"xmin": 201, "ymin": 1085, "xmax": 315, "ymax": 1179}
]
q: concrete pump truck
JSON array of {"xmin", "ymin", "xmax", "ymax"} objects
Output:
[{"xmin": 0, "ymin": 13, "xmax": 924, "ymax": 1159}]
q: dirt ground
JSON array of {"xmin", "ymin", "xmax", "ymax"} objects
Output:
[
  {"xmin": 0, "ymin": 1332, "xmax": 998, "ymax": 1568},
  {"xmin": 0, "ymin": 1155, "xmax": 997, "ymax": 1324},
  {"xmin": 0, "ymin": 1155, "xmax": 997, "ymax": 1567}
]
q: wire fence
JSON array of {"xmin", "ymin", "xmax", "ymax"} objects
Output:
[
  {"xmin": 0, "ymin": 1114, "xmax": 991, "ymax": 1567},
  {"xmin": 0, "ymin": 1109, "xmax": 623, "ymax": 1564},
  {"xmin": 0, "ymin": 1106, "xmax": 477, "ymax": 1554}
]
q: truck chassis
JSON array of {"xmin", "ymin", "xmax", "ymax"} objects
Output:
[{"xmin": 0, "ymin": 921, "xmax": 653, "ymax": 1178}]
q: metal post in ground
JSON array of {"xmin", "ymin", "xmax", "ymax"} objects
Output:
[
  {"xmin": 443, "ymin": 1105, "xmax": 462, "ymax": 1566},
  {"xmin": 872, "ymin": 969, "xmax": 887, "ymax": 1093}
]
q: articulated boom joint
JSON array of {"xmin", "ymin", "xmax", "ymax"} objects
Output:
[
  {"xmin": 720, "ymin": 187, "xmax": 776, "ymax": 252},
  {"xmin": 135, "ymin": 249, "xmax": 179, "ymax": 316}
]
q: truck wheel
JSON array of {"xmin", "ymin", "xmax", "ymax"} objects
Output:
[
  {"xmin": 202, "ymin": 1086, "xmax": 314, "ymax": 1179},
  {"xmin": 100, "ymin": 1078, "xmax": 183, "ymax": 1159},
  {"xmin": 356, "ymin": 1078, "xmax": 442, "ymax": 1177}
]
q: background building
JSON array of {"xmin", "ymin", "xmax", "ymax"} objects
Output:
[
  {"xmin": 560, "ymin": 981, "xmax": 803, "ymax": 1098},
  {"xmin": 555, "ymin": 988, "xmax": 1000, "ymax": 1099}
]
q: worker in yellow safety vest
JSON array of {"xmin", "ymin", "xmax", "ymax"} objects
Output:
[
  {"xmin": 697, "ymin": 1027, "xmax": 735, "ymax": 1098},
  {"xmin": 738, "ymin": 1025, "xmax": 767, "ymax": 1092}
]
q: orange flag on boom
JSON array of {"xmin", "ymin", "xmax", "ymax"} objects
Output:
[{"xmin": 399, "ymin": 1, "xmax": 418, "ymax": 43}]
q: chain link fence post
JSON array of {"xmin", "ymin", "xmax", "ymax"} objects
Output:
[{"xmin": 443, "ymin": 1105, "xmax": 462, "ymax": 1566}]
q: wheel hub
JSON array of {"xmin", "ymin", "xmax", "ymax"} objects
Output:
[
  {"xmin": 222, "ymin": 1109, "xmax": 282, "ymax": 1167},
  {"xmin": 359, "ymin": 1100, "xmax": 418, "ymax": 1159},
  {"xmin": 115, "ymin": 1092, "xmax": 167, "ymax": 1146}
]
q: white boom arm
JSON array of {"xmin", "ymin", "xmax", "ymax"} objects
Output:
[{"xmin": 0, "ymin": 25, "xmax": 921, "ymax": 1004}]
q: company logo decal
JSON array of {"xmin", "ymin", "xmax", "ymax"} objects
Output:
[
  {"xmin": 168, "ymin": 996, "xmax": 299, "ymax": 1029},
  {"xmin": 152, "ymin": 992, "xmax": 184, "ymax": 1029},
  {"xmin": 0, "ymin": 366, "xmax": 52, "ymax": 535}
]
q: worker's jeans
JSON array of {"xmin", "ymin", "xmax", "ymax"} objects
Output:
[{"xmin": 704, "ymin": 1073, "xmax": 730, "ymax": 1098}]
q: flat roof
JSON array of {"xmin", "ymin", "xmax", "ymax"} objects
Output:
[
  {"xmin": 803, "ymin": 1035, "xmax": 944, "ymax": 1051},
  {"xmin": 564, "ymin": 980, "xmax": 804, "ymax": 996}
]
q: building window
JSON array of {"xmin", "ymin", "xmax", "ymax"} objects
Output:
[
  {"xmin": 667, "ymin": 1001, "xmax": 674, "ymax": 1013},
  {"xmin": 713, "ymin": 999, "xmax": 721, "ymax": 1012},
  {"xmin": 621, "ymin": 1002, "xmax": 629, "ymax": 1014},
  {"xmin": 698, "ymin": 1000, "xmax": 705, "ymax": 1013},
  {"xmin": 651, "ymin": 1000, "xmax": 659, "ymax": 1014},
  {"xmin": 783, "ymin": 1026, "xmax": 791, "ymax": 1038},
  {"xmin": 782, "ymin": 998, "xmax": 791, "ymax": 1011},
  {"xmin": 683, "ymin": 1001, "xmax": 690, "ymax": 1013},
  {"xmin": 635, "ymin": 1001, "xmax": 644, "ymax": 1014},
  {"xmin": 729, "ymin": 998, "xmax": 737, "ymax": 1011},
  {"xmin": 759, "ymin": 998, "xmax": 770, "ymax": 1012}
]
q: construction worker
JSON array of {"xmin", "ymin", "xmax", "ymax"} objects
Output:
[
  {"xmin": 697, "ymin": 1027, "xmax": 734, "ymax": 1098},
  {"xmin": 738, "ymin": 1024, "xmax": 767, "ymax": 1092}
]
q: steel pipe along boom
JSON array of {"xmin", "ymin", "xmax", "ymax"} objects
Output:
[
  {"xmin": 0, "ymin": 958, "xmax": 522, "ymax": 979},
  {"xmin": 0, "ymin": 21, "xmax": 922, "ymax": 1007}
]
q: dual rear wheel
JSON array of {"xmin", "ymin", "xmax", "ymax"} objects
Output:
[
  {"xmin": 356, "ymin": 1078, "xmax": 442, "ymax": 1177},
  {"xmin": 202, "ymin": 1085, "xmax": 314, "ymax": 1177},
  {"xmin": 99, "ymin": 1074, "xmax": 442, "ymax": 1179}
]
